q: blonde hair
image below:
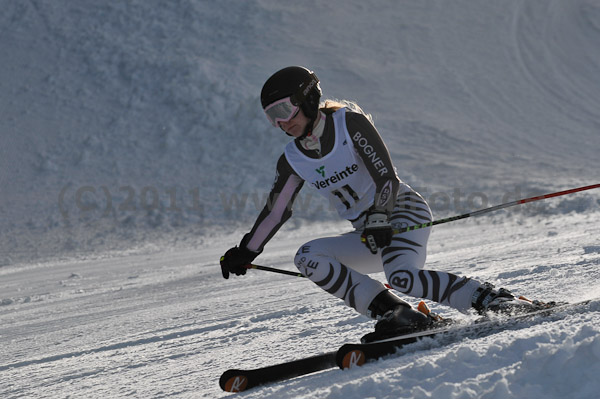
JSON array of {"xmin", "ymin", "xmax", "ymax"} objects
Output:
[{"xmin": 320, "ymin": 99, "xmax": 374, "ymax": 123}]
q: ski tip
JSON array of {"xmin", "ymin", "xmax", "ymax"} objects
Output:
[
  {"xmin": 219, "ymin": 371, "xmax": 249, "ymax": 393},
  {"xmin": 339, "ymin": 348, "xmax": 366, "ymax": 369},
  {"xmin": 417, "ymin": 300, "xmax": 431, "ymax": 315}
]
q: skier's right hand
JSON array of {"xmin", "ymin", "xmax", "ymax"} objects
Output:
[{"xmin": 220, "ymin": 246, "xmax": 259, "ymax": 279}]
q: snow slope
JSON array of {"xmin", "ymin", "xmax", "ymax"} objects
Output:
[
  {"xmin": 1, "ymin": 0, "xmax": 599, "ymax": 398},
  {"xmin": 2, "ymin": 214, "xmax": 599, "ymax": 398}
]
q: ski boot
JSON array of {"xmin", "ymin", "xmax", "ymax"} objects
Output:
[
  {"xmin": 362, "ymin": 290, "xmax": 439, "ymax": 343},
  {"xmin": 471, "ymin": 282, "xmax": 555, "ymax": 316}
]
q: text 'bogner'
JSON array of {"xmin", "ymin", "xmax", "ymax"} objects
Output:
[{"xmin": 352, "ymin": 131, "xmax": 389, "ymax": 176}]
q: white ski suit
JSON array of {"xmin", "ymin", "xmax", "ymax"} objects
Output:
[{"xmin": 242, "ymin": 107, "xmax": 480, "ymax": 316}]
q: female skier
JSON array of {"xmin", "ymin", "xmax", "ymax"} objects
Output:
[{"xmin": 220, "ymin": 66, "xmax": 540, "ymax": 341}]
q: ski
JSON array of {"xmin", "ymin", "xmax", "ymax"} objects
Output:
[
  {"xmin": 337, "ymin": 325, "xmax": 457, "ymax": 369},
  {"xmin": 219, "ymin": 351, "xmax": 337, "ymax": 392},
  {"xmin": 219, "ymin": 299, "xmax": 593, "ymax": 392},
  {"xmin": 336, "ymin": 299, "xmax": 591, "ymax": 369}
]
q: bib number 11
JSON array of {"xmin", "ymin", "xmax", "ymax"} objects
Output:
[{"xmin": 332, "ymin": 184, "xmax": 359, "ymax": 210}]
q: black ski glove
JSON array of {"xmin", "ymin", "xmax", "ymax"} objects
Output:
[
  {"xmin": 362, "ymin": 209, "xmax": 393, "ymax": 254},
  {"xmin": 220, "ymin": 246, "xmax": 260, "ymax": 279}
]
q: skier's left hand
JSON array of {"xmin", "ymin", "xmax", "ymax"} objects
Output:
[{"xmin": 362, "ymin": 210, "xmax": 393, "ymax": 254}]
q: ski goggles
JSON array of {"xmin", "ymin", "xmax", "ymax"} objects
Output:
[{"xmin": 263, "ymin": 96, "xmax": 300, "ymax": 127}]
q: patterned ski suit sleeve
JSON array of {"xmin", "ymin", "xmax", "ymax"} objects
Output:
[
  {"xmin": 346, "ymin": 111, "xmax": 400, "ymax": 215},
  {"xmin": 241, "ymin": 154, "xmax": 304, "ymax": 252}
]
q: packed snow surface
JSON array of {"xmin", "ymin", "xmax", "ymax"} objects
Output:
[{"xmin": 1, "ymin": 0, "xmax": 599, "ymax": 398}]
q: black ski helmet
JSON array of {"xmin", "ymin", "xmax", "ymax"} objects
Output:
[{"xmin": 260, "ymin": 66, "xmax": 322, "ymax": 122}]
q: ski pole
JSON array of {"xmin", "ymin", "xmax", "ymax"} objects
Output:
[
  {"xmin": 245, "ymin": 263, "xmax": 394, "ymax": 289},
  {"xmin": 391, "ymin": 183, "xmax": 600, "ymax": 235},
  {"xmin": 245, "ymin": 263, "xmax": 305, "ymax": 278}
]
